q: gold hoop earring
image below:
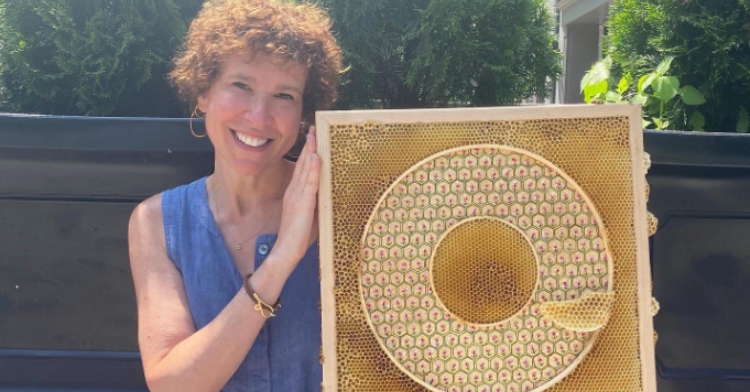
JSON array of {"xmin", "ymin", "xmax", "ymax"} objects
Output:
[{"xmin": 189, "ymin": 106, "xmax": 207, "ymax": 138}]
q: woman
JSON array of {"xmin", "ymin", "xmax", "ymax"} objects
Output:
[{"xmin": 128, "ymin": 1, "xmax": 342, "ymax": 391}]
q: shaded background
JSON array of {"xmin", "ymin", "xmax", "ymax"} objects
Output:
[{"xmin": 0, "ymin": 115, "xmax": 748, "ymax": 390}]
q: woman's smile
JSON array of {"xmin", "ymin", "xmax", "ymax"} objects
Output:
[{"xmin": 232, "ymin": 129, "xmax": 271, "ymax": 148}]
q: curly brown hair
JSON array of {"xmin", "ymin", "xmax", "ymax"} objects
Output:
[{"xmin": 170, "ymin": 0, "xmax": 343, "ymax": 113}]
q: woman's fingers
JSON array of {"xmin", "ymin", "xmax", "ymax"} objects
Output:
[
  {"xmin": 273, "ymin": 128, "xmax": 319, "ymax": 265},
  {"xmin": 307, "ymin": 125, "xmax": 317, "ymax": 153},
  {"xmin": 295, "ymin": 128, "xmax": 319, "ymax": 189},
  {"xmin": 289, "ymin": 137, "xmax": 309, "ymax": 184},
  {"xmin": 304, "ymin": 133, "xmax": 319, "ymax": 193},
  {"xmin": 299, "ymin": 127, "xmax": 317, "ymax": 192},
  {"xmin": 291, "ymin": 135, "xmax": 312, "ymax": 197}
]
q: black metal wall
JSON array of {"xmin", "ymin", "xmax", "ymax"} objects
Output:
[
  {"xmin": 646, "ymin": 131, "xmax": 750, "ymax": 392},
  {"xmin": 0, "ymin": 115, "xmax": 212, "ymax": 391},
  {"xmin": 0, "ymin": 115, "xmax": 748, "ymax": 390}
]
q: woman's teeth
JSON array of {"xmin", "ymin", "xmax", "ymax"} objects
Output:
[{"xmin": 234, "ymin": 131, "xmax": 269, "ymax": 147}]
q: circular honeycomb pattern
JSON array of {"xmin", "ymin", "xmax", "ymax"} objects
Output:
[
  {"xmin": 431, "ymin": 217, "xmax": 539, "ymax": 325},
  {"xmin": 359, "ymin": 145, "xmax": 614, "ymax": 392}
]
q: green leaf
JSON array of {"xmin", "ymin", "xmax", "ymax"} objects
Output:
[
  {"xmin": 583, "ymin": 80, "xmax": 608, "ymax": 103},
  {"xmin": 690, "ymin": 111, "xmax": 706, "ymax": 130},
  {"xmin": 738, "ymin": 107, "xmax": 750, "ymax": 133},
  {"xmin": 680, "ymin": 86, "xmax": 706, "ymax": 105},
  {"xmin": 652, "ymin": 117, "xmax": 663, "ymax": 129},
  {"xmin": 652, "ymin": 76, "xmax": 679, "ymax": 102},
  {"xmin": 631, "ymin": 93, "xmax": 649, "ymax": 105},
  {"xmin": 617, "ymin": 74, "xmax": 632, "ymax": 95},
  {"xmin": 642, "ymin": 119, "xmax": 653, "ymax": 129},
  {"xmin": 606, "ymin": 91, "xmax": 623, "ymax": 103},
  {"xmin": 655, "ymin": 56, "xmax": 674, "ymax": 75},
  {"xmin": 638, "ymin": 74, "xmax": 657, "ymax": 94},
  {"xmin": 580, "ymin": 56, "xmax": 612, "ymax": 93},
  {"xmin": 646, "ymin": 103, "xmax": 663, "ymax": 117}
]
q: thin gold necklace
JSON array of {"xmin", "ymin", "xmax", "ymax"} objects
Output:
[{"xmin": 209, "ymin": 166, "xmax": 287, "ymax": 251}]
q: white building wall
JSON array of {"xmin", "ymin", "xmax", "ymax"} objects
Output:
[{"xmin": 556, "ymin": 0, "xmax": 612, "ymax": 104}]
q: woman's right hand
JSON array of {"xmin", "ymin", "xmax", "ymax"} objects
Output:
[{"xmin": 270, "ymin": 126, "xmax": 320, "ymax": 274}]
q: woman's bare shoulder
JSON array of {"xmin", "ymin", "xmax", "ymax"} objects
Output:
[
  {"xmin": 130, "ymin": 194, "xmax": 163, "ymax": 229},
  {"xmin": 128, "ymin": 193, "xmax": 167, "ymax": 264}
]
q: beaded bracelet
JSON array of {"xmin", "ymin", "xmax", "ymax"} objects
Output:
[{"xmin": 244, "ymin": 273, "xmax": 281, "ymax": 318}]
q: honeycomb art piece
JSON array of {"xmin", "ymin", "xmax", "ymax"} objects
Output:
[
  {"xmin": 358, "ymin": 145, "xmax": 615, "ymax": 391},
  {"xmin": 317, "ymin": 105, "xmax": 656, "ymax": 392}
]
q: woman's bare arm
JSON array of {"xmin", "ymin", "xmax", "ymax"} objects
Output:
[
  {"xmin": 129, "ymin": 197, "xmax": 267, "ymax": 392},
  {"xmin": 128, "ymin": 131, "xmax": 320, "ymax": 392}
]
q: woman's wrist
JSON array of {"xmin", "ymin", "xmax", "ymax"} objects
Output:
[
  {"xmin": 251, "ymin": 253, "xmax": 294, "ymax": 295},
  {"xmin": 263, "ymin": 249, "xmax": 302, "ymax": 277},
  {"xmin": 244, "ymin": 273, "xmax": 281, "ymax": 318}
]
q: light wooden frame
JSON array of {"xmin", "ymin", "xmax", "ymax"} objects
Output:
[{"xmin": 317, "ymin": 104, "xmax": 656, "ymax": 392}]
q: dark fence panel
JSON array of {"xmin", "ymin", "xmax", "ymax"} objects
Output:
[
  {"xmin": 0, "ymin": 115, "xmax": 212, "ymax": 391},
  {"xmin": 0, "ymin": 115, "xmax": 748, "ymax": 390},
  {"xmin": 646, "ymin": 131, "xmax": 750, "ymax": 392}
]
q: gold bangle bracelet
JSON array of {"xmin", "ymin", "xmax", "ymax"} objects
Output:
[{"xmin": 244, "ymin": 273, "xmax": 281, "ymax": 318}]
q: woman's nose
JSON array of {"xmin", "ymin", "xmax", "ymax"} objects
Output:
[{"xmin": 244, "ymin": 96, "xmax": 272, "ymax": 123}]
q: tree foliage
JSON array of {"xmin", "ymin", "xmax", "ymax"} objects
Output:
[
  {"xmin": 0, "ymin": 0, "xmax": 191, "ymax": 116},
  {"xmin": 607, "ymin": 0, "xmax": 750, "ymax": 132},
  {"xmin": 0, "ymin": 0, "xmax": 560, "ymax": 116},
  {"xmin": 317, "ymin": 0, "xmax": 561, "ymax": 109}
]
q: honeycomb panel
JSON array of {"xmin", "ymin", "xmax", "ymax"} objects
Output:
[
  {"xmin": 358, "ymin": 146, "xmax": 613, "ymax": 391},
  {"xmin": 322, "ymin": 113, "xmax": 649, "ymax": 392},
  {"xmin": 431, "ymin": 217, "xmax": 538, "ymax": 325}
]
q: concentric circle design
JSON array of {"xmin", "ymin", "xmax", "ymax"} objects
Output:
[
  {"xmin": 431, "ymin": 217, "xmax": 539, "ymax": 325},
  {"xmin": 359, "ymin": 145, "xmax": 613, "ymax": 392}
]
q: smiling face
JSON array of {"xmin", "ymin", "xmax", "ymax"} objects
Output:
[{"xmin": 197, "ymin": 52, "xmax": 308, "ymax": 176}]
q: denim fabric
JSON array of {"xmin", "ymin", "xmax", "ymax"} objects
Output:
[{"xmin": 162, "ymin": 177, "xmax": 322, "ymax": 392}]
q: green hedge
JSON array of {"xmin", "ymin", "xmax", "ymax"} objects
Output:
[
  {"xmin": 607, "ymin": 0, "xmax": 750, "ymax": 132},
  {"xmin": 0, "ymin": 0, "xmax": 561, "ymax": 116},
  {"xmin": 0, "ymin": 0, "xmax": 192, "ymax": 117}
]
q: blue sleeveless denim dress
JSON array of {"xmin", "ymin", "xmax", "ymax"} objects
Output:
[{"xmin": 161, "ymin": 177, "xmax": 322, "ymax": 392}]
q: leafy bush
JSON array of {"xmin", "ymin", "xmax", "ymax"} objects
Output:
[
  {"xmin": 582, "ymin": 56, "xmax": 708, "ymax": 130},
  {"xmin": 317, "ymin": 0, "xmax": 561, "ymax": 109},
  {"xmin": 606, "ymin": 0, "xmax": 750, "ymax": 132},
  {"xmin": 0, "ymin": 0, "xmax": 189, "ymax": 117}
]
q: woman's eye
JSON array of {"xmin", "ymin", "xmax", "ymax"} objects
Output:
[
  {"xmin": 233, "ymin": 82, "xmax": 250, "ymax": 90},
  {"xmin": 276, "ymin": 93, "xmax": 294, "ymax": 100}
]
